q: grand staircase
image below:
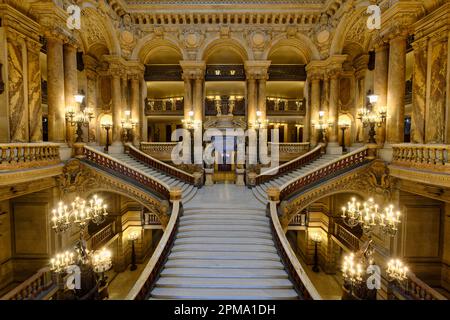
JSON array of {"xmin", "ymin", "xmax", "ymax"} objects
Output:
[
  {"xmin": 252, "ymin": 153, "xmax": 341, "ymax": 203},
  {"xmin": 110, "ymin": 153, "xmax": 198, "ymax": 203},
  {"xmin": 150, "ymin": 185, "xmax": 299, "ymax": 300}
]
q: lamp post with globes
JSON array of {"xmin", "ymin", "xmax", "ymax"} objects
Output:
[
  {"xmin": 101, "ymin": 122, "xmax": 112, "ymax": 153},
  {"xmin": 182, "ymin": 110, "xmax": 201, "ymax": 165},
  {"xmin": 121, "ymin": 110, "xmax": 137, "ymax": 143},
  {"xmin": 312, "ymin": 111, "xmax": 333, "ymax": 144},
  {"xmin": 357, "ymin": 91, "xmax": 386, "ymax": 144},
  {"xmin": 128, "ymin": 231, "xmax": 139, "ymax": 271},
  {"xmin": 66, "ymin": 93, "xmax": 94, "ymax": 143},
  {"xmin": 311, "ymin": 232, "xmax": 322, "ymax": 273}
]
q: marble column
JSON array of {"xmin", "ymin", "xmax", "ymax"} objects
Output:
[
  {"xmin": 130, "ymin": 74, "xmax": 141, "ymax": 145},
  {"xmin": 354, "ymin": 54, "xmax": 369, "ymax": 144},
  {"xmin": 303, "ymin": 80, "xmax": 310, "ymax": 143},
  {"xmin": 193, "ymin": 74, "xmax": 204, "ymax": 122},
  {"xmin": 411, "ymin": 40, "xmax": 428, "ymax": 144},
  {"xmin": 386, "ymin": 35, "xmax": 407, "ymax": 144},
  {"xmin": 46, "ymin": 36, "xmax": 66, "ymax": 143},
  {"xmin": 26, "ymin": 39, "xmax": 43, "ymax": 142},
  {"xmin": 374, "ymin": 44, "xmax": 389, "ymax": 144},
  {"xmin": 257, "ymin": 77, "xmax": 267, "ymax": 121},
  {"xmin": 140, "ymin": 76, "xmax": 148, "ymax": 143},
  {"xmin": 182, "ymin": 74, "xmax": 193, "ymax": 120},
  {"xmin": 310, "ymin": 75, "xmax": 321, "ymax": 146},
  {"xmin": 63, "ymin": 43, "xmax": 78, "ymax": 144},
  {"xmin": 85, "ymin": 55, "xmax": 98, "ymax": 144},
  {"xmin": 247, "ymin": 76, "xmax": 257, "ymax": 125},
  {"xmin": 111, "ymin": 73, "xmax": 122, "ymax": 146},
  {"xmin": 328, "ymin": 71, "xmax": 340, "ymax": 144}
]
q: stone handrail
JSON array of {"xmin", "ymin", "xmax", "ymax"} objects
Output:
[
  {"xmin": 88, "ymin": 222, "xmax": 115, "ymax": 250},
  {"xmin": 269, "ymin": 201, "xmax": 322, "ymax": 300},
  {"xmin": 255, "ymin": 144, "xmax": 322, "ymax": 185},
  {"xmin": 127, "ymin": 144, "xmax": 197, "ymax": 185},
  {"xmin": 0, "ymin": 143, "xmax": 60, "ymax": 170},
  {"xmin": 392, "ymin": 143, "xmax": 450, "ymax": 172},
  {"xmin": 0, "ymin": 267, "xmax": 56, "ymax": 300},
  {"xmin": 389, "ymin": 270, "xmax": 447, "ymax": 300},
  {"xmin": 279, "ymin": 146, "xmax": 374, "ymax": 200},
  {"xmin": 333, "ymin": 223, "xmax": 360, "ymax": 252},
  {"xmin": 126, "ymin": 201, "xmax": 180, "ymax": 300},
  {"xmin": 83, "ymin": 146, "xmax": 171, "ymax": 200}
]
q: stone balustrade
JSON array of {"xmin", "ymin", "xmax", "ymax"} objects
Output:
[
  {"xmin": 268, "ymin": 142, "xmax": 310, "ymax": 162},
  {"xmin": 333, "ymin": 223, "xmax": 360, "ymax": 252},
  {"xmin": 140, "ymin": 142, "xmax": 177, "ymax": 162},
  {"xmin": 0, "ymin": 267, "xmax": 56, "ymax": 300},
  {"xmin": 392, "ymin": 143, "xmax": 450, "ymax": 172},
  {"xmin": 88, "ymin": 222, "xmax": 115, "ymax": 251},
  {"xmin": 389, "ymin": 271, "xmax": 447, "ymax": 300},
  {"xmin": 0, "ymin": 143, "xmax": 60, "ymax": 170}
]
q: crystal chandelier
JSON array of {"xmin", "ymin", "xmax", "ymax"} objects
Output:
[
  {"xmin": 386, "ymin": 259, "xmax": 408, "ymax": 282},
  {"xmin": 51, "ymin": 195, "xmax": 108, "ymax": 233},
  {"xmin": 341, "ymin": 197, "xmax": 401, "ymax": 236},
  {"xmin": 91, "ymin": 248, "xmax": 113, "ymax": 274}
]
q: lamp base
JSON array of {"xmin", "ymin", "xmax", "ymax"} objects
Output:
[{"xmin": 326, "ymin": 143, "xmax": 343, "ymax": 155}]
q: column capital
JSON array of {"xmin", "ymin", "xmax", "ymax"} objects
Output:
[
  {"xmin": 180, "ymin": 60, "xmax": 206, "ymax": 80},
  {"xmin": 244, "ymin": 60, "xmax": 271, "ymax": 80}
]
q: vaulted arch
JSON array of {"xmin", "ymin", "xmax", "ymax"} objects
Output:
[
  {"xmin": 199, "ymin": 37, "xmax": 252, "ymax": 62},
  {"xmin": 263, "ymin": 35, "xmax": 321, "ymax": 63}
]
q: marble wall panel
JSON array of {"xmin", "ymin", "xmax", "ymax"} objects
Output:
[
  {"xmin": 411, "ymin": 42, "xmax": 427, "ymax": 143},
  {"xmin": 27, "ymin": 48, "xmax": 42, "ymax": 142},
  {"xmin": 7, "ymin": 40, "xmax": 27, "ymax": 142},
  {"xmin": 425, "ymin": 39, "xmax": 447, "ymax": 143}
]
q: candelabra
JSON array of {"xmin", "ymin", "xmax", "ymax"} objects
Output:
[
  {"xmin": 128, "ymin": 231, "xmax": 139, "ymax": 271},
  {"xmin": 312, "ymin": 111, "xmax": 333, "ymax": 144},
  {"xmin": 92, "ymin": 247, "xmax": 113, "ymax": 286},
  {"xmin": 182, "ymin": 111, "xmax": 201, "ymax": 164},
  {"xmin": 342, "ymin": 253, "xmax": 363, "ymax": 286},
  {"xmin": 339, "ymin": 123, "xmax": 350, "ymax": 153},
  {"xmin": 50, "ymin": 251, "xmax": 75, "ymax": 273},
  {"xmin": 51, "ymin": 195, "xmax": 108, "ymax": 234},
  {"xmin": 66, "ymin": 94, "xmax": 94, "ymax": 143},
  {"xmin": 101, "ymin": 122, "xmax": 112, "ymax": 153},
  {"xmin": 386, "ymin": 259, "xmax": 408, "ymax": 282},
  {"xmin": 121, "ymin": 110, "xmax": 137, "ymax": 143},
  {"xmin": 357, "ymin": 91, "xmax": 386, "ymax": 144},
  {"xmin": 251, "ymin": 111, "xmax": 269, "ymax": 165},
  {"xmin": 341, "ymin": 197, "xmax": 401, "ymax": 237},
  {"xmin": 311, "ymin": 233, "xmax": 322, "ymax": 273}
]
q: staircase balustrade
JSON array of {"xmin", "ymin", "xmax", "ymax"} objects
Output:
[
  {"xmin": 255, "ymin": 144, "xmax": 322, "ymax": 185},
  {"xmin": 388, "ymin": 271, "xmax": 447, "ymax": 300},
  {"xmin": 0, "ymin": 143, "xmax": 60, "ymax": 170},
  {"xmin": 279, "ymin": 146, "xmax": 373, "ymax": 200},
  {"xmin": 268, "ymin": 202, "xmax": 322, "ymax": 300},
  {"xmin": 126, "ymin": 201, "xmax": 181, "ymax": 300},
  {"xmin": 83, "ymin": 146, "xmax": 171, "ymax": 200},
  {"xmin": 1, "ymin": 267, "xmax": 56, "ymax": 300},
  {"xmin": 140, "ymin": 142, "xmax": 177, "ymax": 161},
  {"xmin": 392, "ymin": 143, "xmax": 450, "ymax": 172},
  {"xmin": 127, "ymin": 144, "xmax": 197, "ymax": 185}
]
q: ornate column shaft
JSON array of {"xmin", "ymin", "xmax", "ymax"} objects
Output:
[
  {"xmin": 374, "ymin": 43, "xmax": 389, "ymax": 145},
  {"xmin": 182, "ymin": 74, "xmax": 193, "ymax": 120},
  {"xmin": 354, "ymin": 54, "xmax": 369, "ymax": 144},
  {"xmin": 245, "ymin": 61, "xmax": 271, "ymax": 125},
  {"xmin": 63, "ymin": 42, "xmax": 78, "ymax": 144},
  {"xmin": 309, "ymin": 75, "xmax": 321, "ymax": 146},
  {"xmin": 247, "ymin": 76, "xmax": 257, "ymax": 124},
  {"xmin": 193, "ymin": 74, "xmax": 204, "ymax": 122},
  {"xmin": 46, "ymin": 36, "xmax": 66, "ymax": 143},
  {"xmin": 111, "ymin": 73, "xmax": 122, "ymax": 145},
  {"xmin": 85, "ymin": 55, "xmax": 99, "ymax": 143},
  {"xmin": 328, "ymin": 70, "xmax": 340, "ymax": 144},
  {"xmin": 386, "ymin": 35, "xmax": 407, "ymax": 144},
  {"xmin": 26, "ymin": 39, "xmax": 43, "ymax": 142},
  {"xmin": 257, "ymin": 77, "xmax": 268, "ymax": 121},
  {"xmin": 180, "ymin": 61, "xmax": 205, "ymax": 123},
  {"xmin": 130, "ymin": 74, "xmax": 141, "ymax": 145}
]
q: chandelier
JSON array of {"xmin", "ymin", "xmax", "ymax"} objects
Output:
[
  {"xmin": 342, "ymin": 252, "xmax": 363, "ymax": 285},
  {"xmin": 357, "ymin": 92, "xmax": 387, "ymax": 144},
  {"xmin": 341, "ymin": 197, "xmax": 401, "ymax": 237},
  {"xmin": 91, "ymin": 248, "xmax": 113, "ymax": 274},
  {"xmin": 50, "ymin": 251, "xmax": 76, "ymax": 273},
  {"xmin": 51, "ymin": 195, "xmax": 108, "ymax": 233},
  {"xmin": 386, "ymin": 259, "xmax": 408, "ymax": 282}
]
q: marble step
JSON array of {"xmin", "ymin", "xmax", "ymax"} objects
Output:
[
  {"xmin": 168, "ymin": 251, "xmax": 280, "ymax": 261},
  {"xmin": 164, "ymin": 259, "xmax": 283, "ymax": 269},
  {"xmin": 151, "ymin": 287, "xmax": 298, "ymax": 300},
  {"xmin": 160, "ymin": 267, "xmax": 288, "ymax": 278},
  {"xmin": 155, "ymin": 277, "xmax": 293, "ymax": 289},
  {"xmin": 171, "ymin": 243, "xmax": 277, "ymax": 253},
  {"xmin": 174, "ymin": 237, "xmax": 274, "ymax": 246},
  {"xmin": 180, "ymin": 214, "xmax": 269, "ymax": 223},
  {"xmin": 177, "ymin": 231, "xmax": 272, "ymax": 243},
  {"xmin": 179, "ymin": 220, "xmax": 269, "ymax": 228},
  {"xmin": 178, "ymin": 225, "xmax": 269, "ymax": 233},
  {"xmin": 183, "ymin": 209, "xmax": 266, "ymax": 216}
]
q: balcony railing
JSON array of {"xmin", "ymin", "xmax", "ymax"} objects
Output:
[
  {"xmin": 88, "ymin": 222, "xmax": 115, "ymax": 250},
  {"xmin": 145, "ymin": 98, "xmax": 184, "ymax": 116},
  {"xmin": 266, "ymin": 98, "xmax": 306, "ymax": 116},
  {"xmin": 392, "ymin": 144, "xmax": 450, "ymax": 172},
  {"xmin": 0, "ymin": 267, "xmax": 57, "ymax": 300},
  {"xmin": 0, "ymin": 143, "xmax": 60, "ymax": 170}
]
